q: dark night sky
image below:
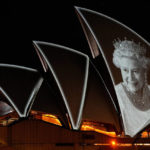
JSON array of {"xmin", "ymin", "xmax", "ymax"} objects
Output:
[{"xmin": 0, "ymin": 1, "xmax": 150, "ymax": 71}]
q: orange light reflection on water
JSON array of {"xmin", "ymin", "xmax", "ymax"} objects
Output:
[{"xmin": 94, "ymin": 143, "xmax": 150, "ymax": 147}]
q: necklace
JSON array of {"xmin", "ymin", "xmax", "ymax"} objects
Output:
[{"xmin": 122, "ymin": 83, "xmax": 150, "ymax": 111}]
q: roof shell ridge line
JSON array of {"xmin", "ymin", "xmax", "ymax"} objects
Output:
[
  {"xmin": 75, "ymin": 56, "xmax": 89, "ymax": 129},
  {"xmin": 33, "ymin": 41, "xmax": 90, "ymax": 129}
]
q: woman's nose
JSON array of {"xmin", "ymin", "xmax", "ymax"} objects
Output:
[{"xmin": 128, "ymin": 71, "xmax": 134, "ymax": 81}]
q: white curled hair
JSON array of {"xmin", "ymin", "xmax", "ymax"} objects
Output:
[{"xmin": 112, "ymin": 39, "xmax": 150, "ymax": 70}]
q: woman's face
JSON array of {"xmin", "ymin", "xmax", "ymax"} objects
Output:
[{"xmin": 120, "ymin": 57, "xmax": 145, "ymax": 93}]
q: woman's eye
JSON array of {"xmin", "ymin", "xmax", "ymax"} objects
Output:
[
  {"xmin": 133, "ymin": 70, "xmax": 138, "ymax": 73},
  {"xmin": 123, "ymin": 69, "xmax": 128, "ymax": 72}
]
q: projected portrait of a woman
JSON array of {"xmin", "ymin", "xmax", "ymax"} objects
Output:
[{"xmin": 113, "ymin": 39, "xmax": 150, "ymax": 136}]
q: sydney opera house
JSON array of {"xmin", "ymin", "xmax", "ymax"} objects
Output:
[{"xmin": 0, "ymin": 7, "xmax": 150, "ymax": 150}]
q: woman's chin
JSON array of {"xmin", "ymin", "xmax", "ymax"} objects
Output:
[
  {"xmin": 125, "ymin": 84, "xmax": 138, "ymax": 93},
  {"xmin": 127, "ymin": 86, "xmax": 141, "ymax": 93}
]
